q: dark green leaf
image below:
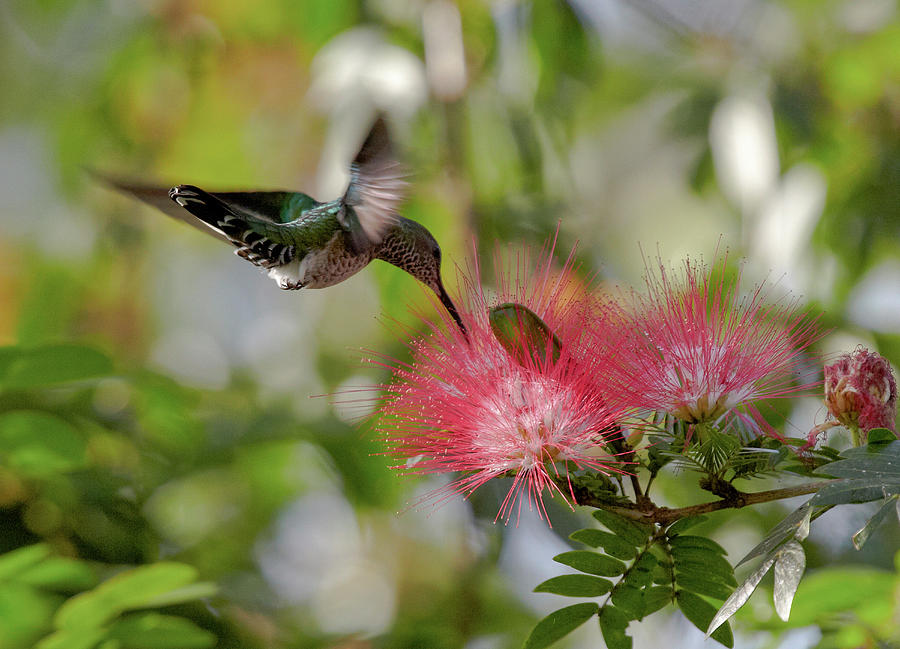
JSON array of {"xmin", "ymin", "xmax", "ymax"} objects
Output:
[
  {"xmin": 852, "ymin": 494, "xmax": 900, "ymax": 550},
  {"xmin": 0, "ymin": 344, "xmax": 112, "ymax": 389},
  {"xmin": 523, "ymin": 603, "xmax": 598, "ymax": 649},
  {"xmin": 106, "ymin": 613, "xmax": 217, "ymax": 649},
  {"xmin": 598, "ymin": 606, "xmax": 632, "ymax": 649},
  {"xmin": 489, "ymin": 303, "xmax": 561, "ymax": 368},
  {"xmin": 610, "ymin": 584, "xmax": 643, "ymax": 618},
  {"xmin": 866, "ymin": 428, "xmax": 897, "ymax": 445},
  {"xmin": 673, "ymin": 575, "xmax": 733, "ymax": 600},
  {"xmin": 817, "ymin": 440, "xmax": 900, "ymax": 480},
  {"xmin": 553, "ymin": 551, "xmax": 626, "ymax": 577},
  {"xmin": 667, "ymin": 535, "xmax": 727, "ymax": 555},
  {"xmin": 672, "ymin": 550, "xmax": 736, "ymax": 586},
  {"xmin": 569, "ymin": 529, "xmax": 635, "ymax": 560},
  {"xmin": 665, "ymin": 516, "xmax": 708, "ymax": 536},
  {"xmin": 534, "ymin": 575, "xmax": 613, "ymax": 597},
  {"xmin": 677, "ymin": 591, "xmax": 734, "ymax": 647},
  {"xmin": 592, "ymin": 510, "xmax": 652, "ymax": 547},
  {"xmin": 642, "ymin": 586, "xmax": 674, "ymax": 616}
]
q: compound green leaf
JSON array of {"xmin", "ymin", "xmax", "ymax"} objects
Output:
[
  {"xmin": 534, "ymin": 575, "xmax": 613, "ymax": 597},
  {"xmin": 553, "ymin": 551, "xmax": 626, "ymax": 577},
  {"xmin": 523, "ymin": 602, "xmax": 598, "ymax": 649}
]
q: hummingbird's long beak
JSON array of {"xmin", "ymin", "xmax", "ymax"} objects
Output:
[{"xmin": 435, "ymin": 282, "xmax": 467, "ymax": 337}]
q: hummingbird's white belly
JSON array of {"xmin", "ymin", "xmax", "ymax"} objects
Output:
[{"xmin": 266, "ymin": 235, "xmax": 373, "ymax": 290}]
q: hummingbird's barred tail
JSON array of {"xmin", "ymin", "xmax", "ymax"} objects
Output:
[{"xmin": 169, "ymin": 185, "xmax": 294, "ymax": 268}]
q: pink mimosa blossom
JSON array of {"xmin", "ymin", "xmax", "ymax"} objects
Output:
[
  {"xmin": 370, "ymin": 241, "xmax": 630, "ymax": 524},
  {"xmin": 822, "ymin": 347, "xmax": 897, "ymax": 443},
  {"xmin": 611, "ymin": 255, "xmax": 822, "ymax": 438}
]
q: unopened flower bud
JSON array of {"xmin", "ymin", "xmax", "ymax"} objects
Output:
[{"xmin": 824, "ymin": 347, "xmax": 897, "ymax": 445}]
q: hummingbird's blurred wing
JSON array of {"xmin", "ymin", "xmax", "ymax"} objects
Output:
[
  {"xmin": 340, "ymin": 117, "xmax": 406, "ymax": 254},
  {"xmin": 94, "ymin": 173, "xmax": 232, "ymax": 245}
]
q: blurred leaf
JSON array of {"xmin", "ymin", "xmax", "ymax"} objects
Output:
[
  {"xmin": 54, "ymin": 563, "xmax": 202, "ymax": 631},
  {"xmin": 18, "ymin": 557, "xmax": 97, "ymax": 591},
  {"xmin": 534, "ymin": 575, "xmax": 613, "ymax": 597},
  {"xmin": 773, "ymin": 541, "xmax": 805, "ymax": 621},
  {"xmin": 0, "ymin": 411, "xmax": 86, "ymax": 476},
  {"xmin": 598, "ymin": 605, "xmax": 631, "ymax": 649},
  {"xmin": 569, "ymin": 529, "xmax": 636, "ymax": 560},
  {"xmin": 522, "ymin": 602, "xmax": 598, "ymax": 649},
  {"xmin": 489, "ymin": 302, "xmax": 561, "ymax": 368},
  {"xmin": 782, "ymin": 568, "xmax": 895, "ymax": 627},
  {"xmin": 36, "ymin": 627, "xmax": 107, "ymax": 649},
  {"xmin": 0, "ymin": 544, "xmax": 52, "ymax": 581},
  {"xmin": 677, "ymin": 591, "xmax": 733, "ymax": 647},
  {"xmin": 0, "ymin": 582, "xmax": 60, "ymax": 649},
  {"xmin": 105, "ymin": 613, "xmax": 216, "ymax": 649},
  {"xmin": 138, "ymin": 582, "xmax": 218, "ymax": 608},
  {"xmin": 852, "ymin": 494, "xmax": 899, "ymax": 550},
  {"xmin": 552, "ymin": 551, "xmax": 626, "ymax": 577},
  {"xmin": 0, "ymin": 344, "xmax": 112, "ymax": 389}
]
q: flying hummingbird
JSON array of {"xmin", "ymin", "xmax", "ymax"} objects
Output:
[{"xmin": 100, "ymin": 118, "xmax": 466, "ymax": 333}]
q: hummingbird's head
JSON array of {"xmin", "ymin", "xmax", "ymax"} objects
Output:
[{"xmin": 379, "ymin": 219, "xmax": 467, "ymax": 335}]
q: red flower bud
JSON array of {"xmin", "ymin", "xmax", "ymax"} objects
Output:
[{"xmin": 824, "ymin": 347, "xmax": 898, "ymax": 444}]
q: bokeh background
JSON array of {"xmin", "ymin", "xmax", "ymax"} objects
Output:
[{"xmin": 0, "ymin": 1, "xmax": 898, "ymax": 648}]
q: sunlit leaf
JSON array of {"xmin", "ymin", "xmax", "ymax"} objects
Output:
[
  {"xmin": 738, "ymin": 502, "xmax": 815, "ymax": 566},
  {"xmin": 851, "ymin": 494, "xmax": 900, "ymax": 550},
  {"xmin": 773, "ymin": 541, "xmax": 805, "ymax": 621},
  {"xmin": 707, "ymin": 556, "xmax": 776, "ymax": 637},
  {"xmin": 523, "ymin": 602, "xmax": 598, "ymax": 649}
]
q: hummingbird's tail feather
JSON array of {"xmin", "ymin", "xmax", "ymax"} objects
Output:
[
  {"xmin": 169, "ymin": 185, "xmax": 296, "ymax": 269},
  {"xmin": 91, "ymin": 171, "xmax": 233, "ymax": 245},
  {"xmin": 341, "ymin": 117, "xmax": 407, "ymax": 252}
]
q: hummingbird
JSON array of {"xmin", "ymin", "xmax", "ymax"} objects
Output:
[{"xmin": 100, "ymin": 118, "xmax": 466, "ymax": 333}]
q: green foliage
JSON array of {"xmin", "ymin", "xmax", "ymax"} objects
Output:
[{"xmin": 522, "ymin": 603, "xmax": 598, "ymax": 649}]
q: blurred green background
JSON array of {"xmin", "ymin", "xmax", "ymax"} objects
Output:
[{"xmin": 0, "ymin": 1, "xmax": 898, "ymax": 648}]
